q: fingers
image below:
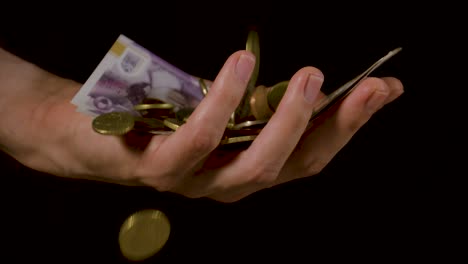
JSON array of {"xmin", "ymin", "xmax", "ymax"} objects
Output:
[
  {"xmin": 332, "ymin": 77, "xmax": 403, "ymax": 134},
  {"xmin": 209, "ymin": 76, "xmax": 404, "ymax": 201},
  {"xmin": 276, "ymin": 77, "xmax": 404, "ymax": 185},
  {"xmin": 241, "ymin": 67, "xmax": 324, "ymax": 182},
  {"xmin": 380, "ymin": 77, "xmax": 404, "ymax": 105},
  {"xmin": 177, "ymin": 67, "xmax": 325, "ymax": 200},
  {"xmin": 137, "ymin": 50, "xmax": 255, "ymax": 191}
]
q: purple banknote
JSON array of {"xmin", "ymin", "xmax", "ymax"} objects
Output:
[{"xmin": 71, "ymin": 34, "xmax": 205, "ymax": 116}]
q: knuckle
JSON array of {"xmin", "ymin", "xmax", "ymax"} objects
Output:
[
  {"xmin": 111, "ymin": 166, "xmax": 136, "ymax": 183},
  {"xmin": 363, "ymin": 77, "xmax": 387, "ymax": 89},
  {"xmin": 209, "ymin": 189, "xmax": 253, "ymax": 203},
  {"xmin": 153, "ymin": 180, "xmax": 178, "ymax": 193},
  {"xmin": 346, "ymin": 115, "xmax": 370, "ymax": 134},
  {"xmin": 136, "ymin": 170, "xmax": 180, "ymax": 193},
  {"xmin": 189, "ymin": 128, "xmax": 220, "ymax": 155},
  {"xmin": 305, "ymin": 156, "xmax": 330, "ymax": 176},
  {"xmin": 247, "ymin": 163, "xmax": 281, "ymax": 185}
]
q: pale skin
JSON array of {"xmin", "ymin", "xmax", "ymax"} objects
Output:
[{"xmin": 0, "ymin": 47, "xmax": 403, "ymax": 202}]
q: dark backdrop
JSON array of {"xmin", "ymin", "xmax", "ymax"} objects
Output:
[{"xmin": 1, "ymin": 2, "xmax": 450, "ymax": 263}]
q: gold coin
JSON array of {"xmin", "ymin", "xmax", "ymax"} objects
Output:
[
  {"xmin": 134, "ymin": 103, "xmax": 174, "ymax": 111},
  {"xmin": 233, "ymin": 30, "xmax": 261, "ymax": 122},
  {"xmin": 199, "ymin": 78, "xmax": 210, "ymax": 96},
  {"xmin": 92, "ymin": 112, "xmax": 135, "ymax": 135},
  {"xmin": 175, "ymin": 108, "xmax": 194, "ymax": 122},
  {"xmin": 245, "ymin": 30, "xmax": 260, "ymax": 88},
  {"xmin": 134, "ymin": 117, "xmax": 166, "ymax": 130},
  {"xmin": 220, "ymin": 135, "xmax": 257, "ymax": 145},
  {"xmin": 147, "ymin": 130, "xmax": 174, "ymax": 135},
  {"xmin": 224, "ymin": 127, "xmax": 262, "ymax": 138},
  {"xmin": 249, "ymin": 85, "xmax": 274, "ymax": 120},
  {"xmin": 119, "ymin": 209, "xmax": 171, "ymax": 261},
  {"xmin": 230, "ymin": 119, "xmax": 268, "ymax": 130},
  {"xmin": 267, "ymin": 80, "xmax": 289, "ymax": 112},
  {"xmin": 163, "ymin": 118, "xmax": 183, "ymax": 131}
]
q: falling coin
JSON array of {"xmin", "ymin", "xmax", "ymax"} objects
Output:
[
  {"xmin": 119, "ymin": 209, "xmax": 171, "ymax": 261},
  {"xmin": 92, "ymin": 112, "xmax": 135, "ymax": 135}
]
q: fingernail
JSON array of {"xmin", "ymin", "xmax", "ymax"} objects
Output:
[
  {"xmin": 366, "ymin": 88, "xmax": 388, "ymax": 113},
  {"xmin": 235, "ymin": 54, "xmax": 255, "ymax": 83},
  {"xmin": 304, "ymin": 73, "xmax": 324, "ymax": 104}
]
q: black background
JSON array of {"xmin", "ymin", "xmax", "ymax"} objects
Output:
[{"xmin": 1, "ymin": 2, "xmax": 454, "ymax": 263}]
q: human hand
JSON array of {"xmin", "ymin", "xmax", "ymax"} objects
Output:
[{"xmin": 1, "ymin": 49, "xmax": 403, "ymax": 203}]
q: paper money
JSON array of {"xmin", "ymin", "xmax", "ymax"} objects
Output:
[{"xmin": 71, "ymin": 34, "xmax": 205, "ymax": 117}]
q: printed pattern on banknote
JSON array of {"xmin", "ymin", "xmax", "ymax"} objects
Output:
[{"xmin": 71, "ymin": 34, "xmax": 205, "ymax": 117}]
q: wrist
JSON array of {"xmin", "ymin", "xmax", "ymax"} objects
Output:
[{"xmin": 0, "ymin": 48, "xmax": 83, "ymax": 175}]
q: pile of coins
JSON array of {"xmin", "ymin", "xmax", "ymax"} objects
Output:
[
  {"xmin": 92, "ymin": 97, "xmax": 265, "ymax": 145},
  {"xmin": 92, "ymin": 30, "xmax": 402, "ymax": 148}
]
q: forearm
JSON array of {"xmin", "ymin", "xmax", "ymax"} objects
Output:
[{"xmin": 0, "ymin": 47, "xmax": 81, "ymax": 172}]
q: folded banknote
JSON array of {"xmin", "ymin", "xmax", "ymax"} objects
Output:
[{"xmin": 71, "ymin": 34, "xmax": 205, "ymax": 117}]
